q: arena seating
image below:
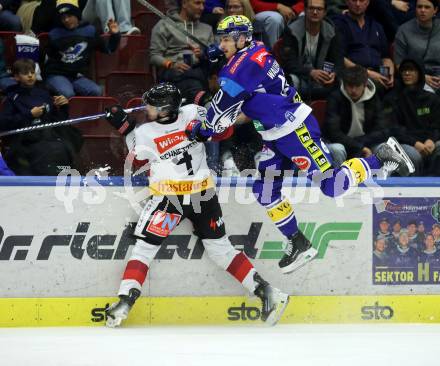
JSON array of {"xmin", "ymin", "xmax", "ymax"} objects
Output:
[{"xmin": 68, "ymin": 96, "xmax": 126, "ymax": 175}]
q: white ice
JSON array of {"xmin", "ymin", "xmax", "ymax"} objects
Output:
[{"xmin": 1, "ymin": 324, "xmax": 439, "ymax": 366}]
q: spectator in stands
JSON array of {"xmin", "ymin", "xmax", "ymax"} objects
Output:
[
  {"xmin": 323, "ymin": 65, "xmax": 389, "ymax": 165},
  {"xmin": 150, "ymin": 0, "xmax": 214, "ymax": 106},
  {"xmin": 225, "ymin": 0, "xmax": 255, "ymax": 19},
  {"xmin": 250, "ymin": 0, "xmax": 304, "ymax": 49},
  {"xmin": 44, "ymin": 0, "xmax": 121, "ymax": 98},
  {"xmin": 332, "ymin": 0, "xmax": 394, "ymax": 90},
  {"xmin": 0, "ymin": 0, "xmax": 22, "ymax": 31},
  {"xmin": 373, "ymin": 236, "xmax": 389, "ymax": 266},
  {"xmin": 0, "ymin": 38, "xmax": 16, "ymax": 91},
  {"xmin": 82, "ymin": 0, "xmax": 141, "ymax": 35},
  {"xmin": 279, "ymin": 0, "xmax": 342, "ymax": 101},
  {"xmin": 16, "ymin": 0, "xmax": 87, "ymax": 34},
  {"xmin": 0, "ymin": 59, "xmax": 82, "ymax": 175},
  {"xmin": 201, "ymin": 0, "xmax": 225, "ymax": 30},
  {"xmin": 418, "ymin": 233, "xmax": 440, "ymax": 263},
  {"xmin": 383, "ymin": 58, "xmax": 440, "ymax": 176},
  {"xmin": 388, "ymin": 231, "xmax": 418, "ymax": 267},
  {"xmin": 394, "ymin": 0, "xmax": 440, "ymax": 95}
]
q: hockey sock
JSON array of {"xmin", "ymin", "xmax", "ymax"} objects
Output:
[
  {"xmin": 226, "ymin": 252, "xmax": 257, "ymax": 293},
  {"xmin": 264, "ymin": 198, "xmax": 299, "ymax": 237},
  {"xmin": 118, "ymin": 240, "xmax": 160, "ymax": 296},
  {"xmin": 319, "ymin": 156, "xmax": 381, "ymax": 197},
  {"xmin": 118, "ymin": 260, "xmax": 149, "ymax": 296}
]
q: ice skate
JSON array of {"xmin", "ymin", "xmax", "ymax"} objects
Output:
[
  {"xmin": 376, "ymin": 137, "xmax": 415, "ymax": 177},
  {"xmin": 106, "ymin": 288, "xmax": 140, "ymax": 328},
  {"xmin": 279, "ymin": 230, "xmax": 318, "ymax": 274},
  {"xmin": 253, "ymin": 273, "xmax": 289, "ymax": 326}
]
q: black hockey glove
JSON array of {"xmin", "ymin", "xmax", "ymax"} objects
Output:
[{"xmin": 104, "ymin": 105, "xmax": 135, "ymax": 136}]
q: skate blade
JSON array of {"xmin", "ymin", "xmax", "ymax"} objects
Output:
[
  {"xmin": 386, "ymin": 137, "xmax": 415, "ymax": 174},
  {"xmin": 280, "ymin": 247, "xmax": 318, "ymax": 274},
  {"xmin": 265, "ymin": 292, "xmax": 290, "ymax": 326}
]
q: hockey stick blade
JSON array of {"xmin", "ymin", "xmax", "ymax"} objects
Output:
[
  {"xmin": 0, "ymin": 106, "xmax": 146, "ymax": 138},
  {"xmin": 135, "ymin": 0, "xmax": 208, "ymax": 48}
]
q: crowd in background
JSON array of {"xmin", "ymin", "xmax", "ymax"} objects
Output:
[{"xmin": 1, "ymin": 0, "xmax": 440, "ymax": 177}]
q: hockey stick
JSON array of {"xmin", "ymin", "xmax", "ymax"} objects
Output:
[
  {"xmin": 0, "ymin": 106, "xmax": 146, "ymax": 138},
  {"xmin": 135, "ymin": 0, "xmax": 208, "ymax": 48}
]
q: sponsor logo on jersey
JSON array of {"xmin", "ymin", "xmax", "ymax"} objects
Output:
[
  {"xmin": 292, "ymin": 156, "xmax": 311, "ymax": 171},
  {"xmin": 250, "ymin": 49, "xmax": 270, "ymax": 68},
  {"xmin": 154, "ymin": 131, "xmax": 187, "ymax": 154},
  {"xmin": 149, "ymin": 177, "xmax": 214, "ymax": 195},
  {"xmin": 209, "ymin": 217, "xmax": 224, "ymax": 231},
  {"xmin": 229, "ymin": 52, "xmax": 248, "ymax": 74},
  {"xmin": 146, "ymin": 211, "xmax": 182, "ymax": 237}
]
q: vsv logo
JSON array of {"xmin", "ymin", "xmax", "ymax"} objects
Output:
[
  {"xmin": 259, "ymin": 222, "xmax": 363, "ymax": 259},
  {"xmin": 227, "ymin": 302, "xmax": 261, "ymax": 321},
  {"xmin": 154, "ymin": 131, "xmax": 186, "ymax": 154},
  {"xmin": 361, "ymin": 302, "xmax": 394, "ymax": 320}
]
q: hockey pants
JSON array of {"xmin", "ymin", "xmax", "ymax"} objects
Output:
[
  {"xmin": 118, "ymin": 189, "xmax": 257, "ymax": 296},
  {"xmin": 252, "ymin": 114, "xmax": 382, "ymax": 238}
]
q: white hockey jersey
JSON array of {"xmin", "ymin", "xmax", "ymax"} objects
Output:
[{"xmin": 125, "ymin": 104, "xmax": 213, "ymax": 195}]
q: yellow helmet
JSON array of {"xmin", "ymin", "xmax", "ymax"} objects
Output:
[{"xmin": 217, "ymin": 15, "xmax": 253, "ymax": 42}]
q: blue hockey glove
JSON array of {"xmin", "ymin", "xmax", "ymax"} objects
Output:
[
  {"xmin": 206, "ymin": 43, "xmax": 224, "ymax": 63},
  {"xmin": 185, "ymin": 120, "xmax": 210, "ymax": 142}
]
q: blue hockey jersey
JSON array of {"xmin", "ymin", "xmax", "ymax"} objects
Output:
[{"xmin": 206, "ymin": 41, "xmax": 312, "ymax": 141}]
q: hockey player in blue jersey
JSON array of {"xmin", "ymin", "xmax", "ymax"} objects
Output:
[{"xmin": 185, "ymin": 15, "xmax": 415, "ymax": 275}]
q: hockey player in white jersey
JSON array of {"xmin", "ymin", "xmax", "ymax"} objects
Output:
[{"xmin": 103, "ymin": 83, "xmax": 288, "ymax": 327}]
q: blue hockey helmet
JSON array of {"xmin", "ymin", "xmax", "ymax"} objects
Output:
[{"xmin": 217, "ymin": 15, "xmax": 253, "ymax": 43}]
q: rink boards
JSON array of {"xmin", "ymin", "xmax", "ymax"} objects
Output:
[{"xmin": 1, "ymin": 176, "xmax": 440, "ymax": 326}]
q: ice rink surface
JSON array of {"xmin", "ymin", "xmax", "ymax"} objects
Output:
[{"xmin": 1, "ymin": 324, "xmax": 439, "ymax": 366}]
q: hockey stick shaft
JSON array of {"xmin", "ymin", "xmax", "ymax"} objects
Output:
[
  {"xmin": 135, "ymin": 0, "xmax": 208, "ymax": 48},
  {"xmin": 0, "ymin": 106, "xmax": 146, "ymax": 138}
]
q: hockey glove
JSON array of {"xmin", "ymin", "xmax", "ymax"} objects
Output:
[
  {"xmin": 185, "ymin": 120, "xmax": 210, "ymax": 142},
  {"xmin": 104, "ymin": 105, "xmax": 135, "ymax": 136},
  {"xmin": 206, "ymin": 43, "xmax": 225, "ymax": 63}
]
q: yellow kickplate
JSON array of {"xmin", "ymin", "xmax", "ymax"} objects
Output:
[{"xmin": 1, "ymin": 295, "xmax": 440, "ymax": 327}]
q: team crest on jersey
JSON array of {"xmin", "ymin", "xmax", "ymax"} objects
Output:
[
  {"xmin": 154, "ymin": 131, "xmax": 187, "ymax": 154},
  {"xmin": 146, "ymin": 211, "xmax": 182, "ymax": 237},
  {"xmin": 250, "ymin": 49, "xmax": 269, "ymax": 68}
]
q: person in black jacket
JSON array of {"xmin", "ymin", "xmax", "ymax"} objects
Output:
[
  {"xmin": 279, "ymin": 0, "xmax": 342, "ymax": 101},
  {"xmin": 0, "ymin": 0, "xmax": 22, "ymax": 31},
  {"xmin": 0, "ymin": 58, "xmax": 82, "ymax": 175},
  {"xmin": 44, "ymin": 0, "xmax": 120, "ymax": 98},
  {"xmin": 323, "ymin": 65, "xmax": 389, "ymax": 165},
  {"xmin": 383, "ymin": 58, "xmax": 440, "ymax": 176}
]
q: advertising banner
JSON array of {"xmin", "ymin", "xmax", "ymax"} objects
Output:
[
  {"xmin": 1, "ymin": 178, "xmax": 440, "ymax": 300},
  {"xmin": 372, "ymin": 197, "xmax": 440, "ymax": 285}
]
